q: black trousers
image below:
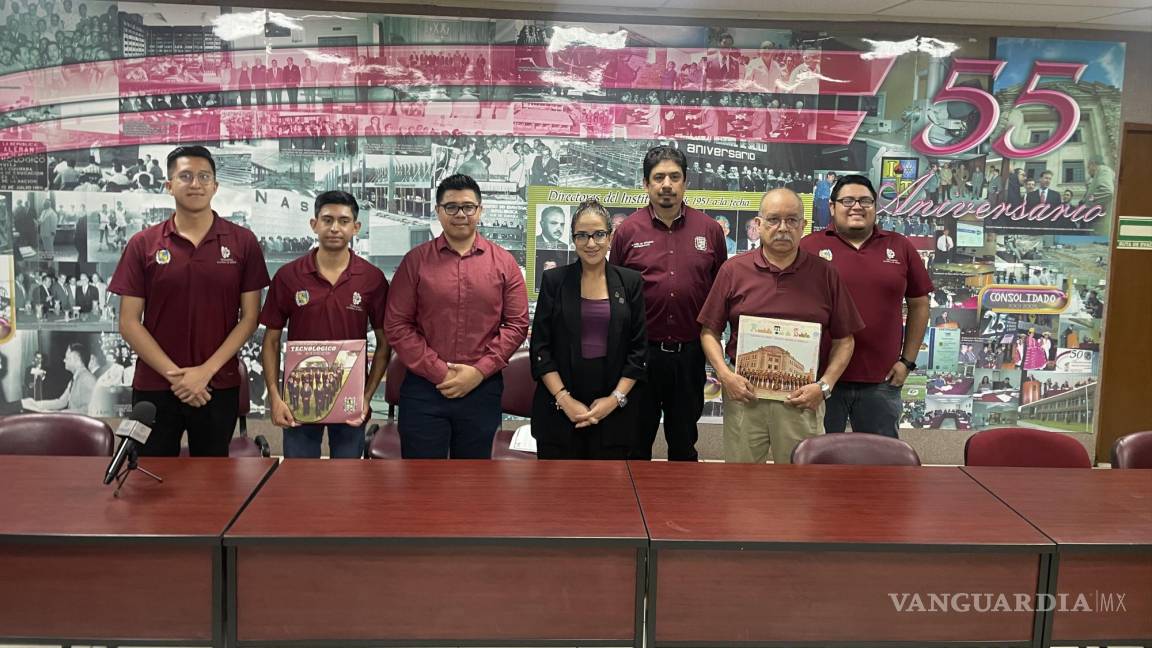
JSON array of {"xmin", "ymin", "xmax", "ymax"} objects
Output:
[
  {"xmin": 631, "ymin": 340, "xmax": 705, "ymax": 461},
  {"xmin": 133, "ymin": 387, "xmax": 240, "ymax": 457}
]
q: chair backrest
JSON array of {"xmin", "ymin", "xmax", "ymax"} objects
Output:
[
  {"xmin": 964, "ymin": 427, "xmax": 1092, "ymax": 468},
  {"xmin": 238, "ymin": 359, "xmax": 251, "ymax": 418},
  {"xmin": 0, "ymin": 413, "xmax": 115, "ymax": 456},
  {"xmin": 1111, "ymin": 430, "xmax": 1152, "ymax": 469},
  {"xmin": 383, "ymin": 355, "xmax": 406, "ymax": 412},
  {"xmin": 500, "ymin": 349, "xmax": 534, "ymax": 418},
  {"xmin": 792, "ymin": 433, "xmax": 921, "ymax": 466}
]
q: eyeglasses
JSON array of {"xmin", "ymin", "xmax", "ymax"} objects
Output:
[
  {"xmin": 834, "ymin": 197, "xmax": 876, "ymax": 208},
  {"xmin": 439, "ymin": 202, "xmax": 480, "ymax": 216},
  {"xmin": 174, "ymin": 172, "xmax": 215, "ymax": 185},
  {"xmin": 762, "ymin": 217, "xmax": 803, "ymax": 229},
  {"xmin": 572, "ymin": 230, "xmax": 610, "ymax": 244}
]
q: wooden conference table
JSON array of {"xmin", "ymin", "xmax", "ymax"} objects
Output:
[
  {"xmin": 964, "ymin": 467, "xmax": 1152, "ymax": 647},
  {"xmin": 629, "ymin": 461, "xmax": 1056, "ymax": 648},
  {"xmin": 224, "ymin": 459, "xmax": 648, "ymax": 646},
  {"xmin": 0, "ymin": 456, "xmax": 276, "ymax": 647}
]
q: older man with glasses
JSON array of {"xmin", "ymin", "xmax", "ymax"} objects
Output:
[
  {"xmin": 699, "ymin": 188, "xmax": 863, "ymax": 464},
  {"xmin": 799, "ymin": 174, "xmax": 932, "ymax": 438}
]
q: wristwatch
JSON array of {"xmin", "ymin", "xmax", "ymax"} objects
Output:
[
  {"xmin": 817, "ymin": 380, "xmax": 832, "ymax": 400},
  {"xmin": 897, "ymin": 357, "xmax": 917, "ymax": 371},
  {"xmin": 612, "ymin": 390, "xmax": 629, "ymax": 407}
]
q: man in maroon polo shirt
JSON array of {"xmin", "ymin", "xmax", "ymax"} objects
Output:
[
  {"xmin": 699, "ymin": 188, "xmax": 863, "ymax": 464},
  {"xmin": 110, "ymin": 145, "xmax": 270, "ymax": 456},
  {"xmin": 799, "ymin": 174, "xmax": 932, "ymax": 438},
  {"xmin": 610, "ymin": 145, "xmax": 726, "ymax": 461},
  {"xmin": 259, "ymin": 190, "xmax": 389, "ymax": 458},
  {"xmin": 384, "ymin": 174, "xmax": 529, "ymax": 459}
]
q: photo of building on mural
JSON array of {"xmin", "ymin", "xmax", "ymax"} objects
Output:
[{"xmin": 0, "ymin": 6, "xmax": 1129, "ymax": 440}]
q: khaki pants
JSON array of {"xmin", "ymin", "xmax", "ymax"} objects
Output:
[{"xmin": 723, "ymin": 396, "xmax": 825, "ymax": 464}]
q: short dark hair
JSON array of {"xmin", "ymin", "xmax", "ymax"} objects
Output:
[
  {"xmin": 571, "ymin": 199, "xmax": 610, "ymax": 234},
  {"xmin": 66, "ymin": 342, "xmax": 90, "ymax": 367},
  {"xmin": 436, "ymin": 174, "xmax": 482, "ymax": 206},
  {"xmin": 166, "ymin": 145, "xmax": 216, "ymax": 176},
  {"xmin": 314, "ymin": 190, "xmax": 359, "ymax": 220},
  {"xmin": 642, "ymin": 145, "xmax": 688, "ymax": 182},
  {"xmin": 830, "ymin": 174, "xmax": 877, "ymax": 202}
]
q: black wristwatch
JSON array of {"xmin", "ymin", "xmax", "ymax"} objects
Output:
[{"xmin": 897, "ymin": 357, "xmax": 917, "ymax": 371}]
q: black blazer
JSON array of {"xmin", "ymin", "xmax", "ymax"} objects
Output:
[{"xmin": 529, "ymin": 262, "xmax": 648, "ymax": 444}]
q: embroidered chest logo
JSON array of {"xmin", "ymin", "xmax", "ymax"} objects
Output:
[
  {"xmin": 155, "ymin": 249, "xmax": 171, "ymax": 265},
  {"xmin": 631, "ymin": 240, "xmax": 654, "ymax": 249},
  {"xmin": 295, "ymin": 290, "xmax": 310, "ymax": 306},
  {"xmin": 218, "ymin": 245, "xmax": 236, "ymax": 264},
  {"xmin": 694, "ymin": 236, "xmax": 708, "ymax": 251},
  {"xmin": 884, "ymin": 248, "xmax": 902, "ymax": 265},
  {"xmin": 819, "ymin": 249, "xmax": 833, "ymax": 261},
  {"xmin": 348, "ymin": 291, "xmax": 364, "ymax": 311}
]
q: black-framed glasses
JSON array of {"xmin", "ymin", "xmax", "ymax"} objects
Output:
[
  {"xmin": 439, "ymin": 202, "xmax": 480, "ymax": 216},
  {"xmin": 833, "ymin": 196, "xmax": 876, "ymax": 208},
  {"xmin": 572, "ymin": 230, "xmax": 610, "ymax": 244}
]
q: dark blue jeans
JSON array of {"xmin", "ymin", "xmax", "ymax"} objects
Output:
[
  {"xmin": 283, "ymin": 423, "xmax": 366, "ymax": 459},
  {"xmin": 397, "ymin": 372, "xmax": 503, "ymax": 459},
  {"xmin": 824, "ymin": 381, "xmax": 903, "ymax": 438}
]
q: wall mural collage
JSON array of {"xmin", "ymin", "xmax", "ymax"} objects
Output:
[{"xmin": 0, "ymin": 3, "xmax": 1125, "ymax": 434}]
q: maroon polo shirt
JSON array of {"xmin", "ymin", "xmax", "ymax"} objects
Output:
[
  {"xmin": 609, "ymin": 203, "xmax": 727, "ymax": 342},
  {"xmin": 697, "ymin": 249, "xmax": 864, "ymax": 374},
  {"xmin": 800, "ymin": 226, "xmax": 933, "ymax": 383},
  {"xmin": 109, "ymin": 213, "xmax": 270, "ymax": 391},
  {"xmin": 384, "ymin": 233, "xmax": 529, "ymax": 384},
  {"xmin": 260, "ymin": 249, "xmax": 388, "ymax": 341}
]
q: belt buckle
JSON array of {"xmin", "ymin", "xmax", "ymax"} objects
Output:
[{"xmin": 659, "ymin": 341, "xmax": 682, "ymax": 353}]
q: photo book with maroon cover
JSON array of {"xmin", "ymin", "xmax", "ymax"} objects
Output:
[{"xmin": 283, "ymin": 339, "xmax": 366, "ymax": 424}]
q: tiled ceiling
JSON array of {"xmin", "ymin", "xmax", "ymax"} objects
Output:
[{"xmin": 351, "ymin": 0, "xmax": 1152, "ymax": 31}]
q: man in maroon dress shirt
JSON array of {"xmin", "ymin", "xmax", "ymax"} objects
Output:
[
  {"xmin": 610, "ymin": 145, "xmax": 727, "ymax": 461},
  {"xmin": 110, "ymin": 146, "xmax": 270, "ymax": 456},
  {"xmin": 384, "ymin": 174, "xmax": 529, "ymax": 459}
]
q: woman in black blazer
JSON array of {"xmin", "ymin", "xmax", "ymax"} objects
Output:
[{"xmin": 530, "ymin": 199, "xmax": 647, "ymax": 459}]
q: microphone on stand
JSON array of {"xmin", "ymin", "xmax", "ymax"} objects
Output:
[{"xmin": 104, "ymin": 402, "xmax": 159, "ymax": 490}]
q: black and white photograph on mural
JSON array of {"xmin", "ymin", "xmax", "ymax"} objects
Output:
[
  {"xmin": 14, "ymin": 259, "xmax": 118, "ymax": 329},
  {"xmin": 9, "ymin": 191, "xmax": 83, "ymax": 263},
  {"xmin": 0, "ymin": 330, "xmax": 132, "ymax": 418},
  {"xmin": 48, "ymin": 146, "xmax": 168, "ymax": 194}
]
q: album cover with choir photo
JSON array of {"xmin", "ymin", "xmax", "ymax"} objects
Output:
[
  {"xmin": 283, "ymin": 339, "xmax": 366, "ymax": 425},
  {"xmin": 734, "ymin": 315, "xmax": 820, "ymax": 401}
]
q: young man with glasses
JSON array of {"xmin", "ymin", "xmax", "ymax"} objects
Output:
[
  {"xmin": 110, "ymin": 145, "xmax": 270, "ymax": 456},
  {"xmin": 610, "ymin": 145, "xmax": 727, "ymax": 462},
  {"xmin": 699, "ymin": 188, "xmax": 863, "ymax": 463},
  {"xmin": 384, "ymin": 174, "xmax": 529, "ymax": 459},
  {"xmin": 799, "ymin": 175, "xmax": 932, "ymax": 438}
]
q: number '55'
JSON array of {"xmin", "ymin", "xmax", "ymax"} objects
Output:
[{"xmin": 912, "ymin": 59, "xmax": 1087, "ymax": 159}]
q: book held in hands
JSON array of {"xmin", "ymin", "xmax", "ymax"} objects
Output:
[
  {"xmin": 735, "ymin": 316, "xmax": 821, "ymax": 401},
  {"xmin": 283, "ymin": 339, "xmax": 366, "ymax": 424}
]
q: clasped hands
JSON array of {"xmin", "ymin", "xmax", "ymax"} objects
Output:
[
  {"xmin": 556, "ymin": 391, "xmax": 618, "ymax": 428},
  {"xmin": 167, "ymin": 365, "xmax": 213, "ymax": 407}
]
